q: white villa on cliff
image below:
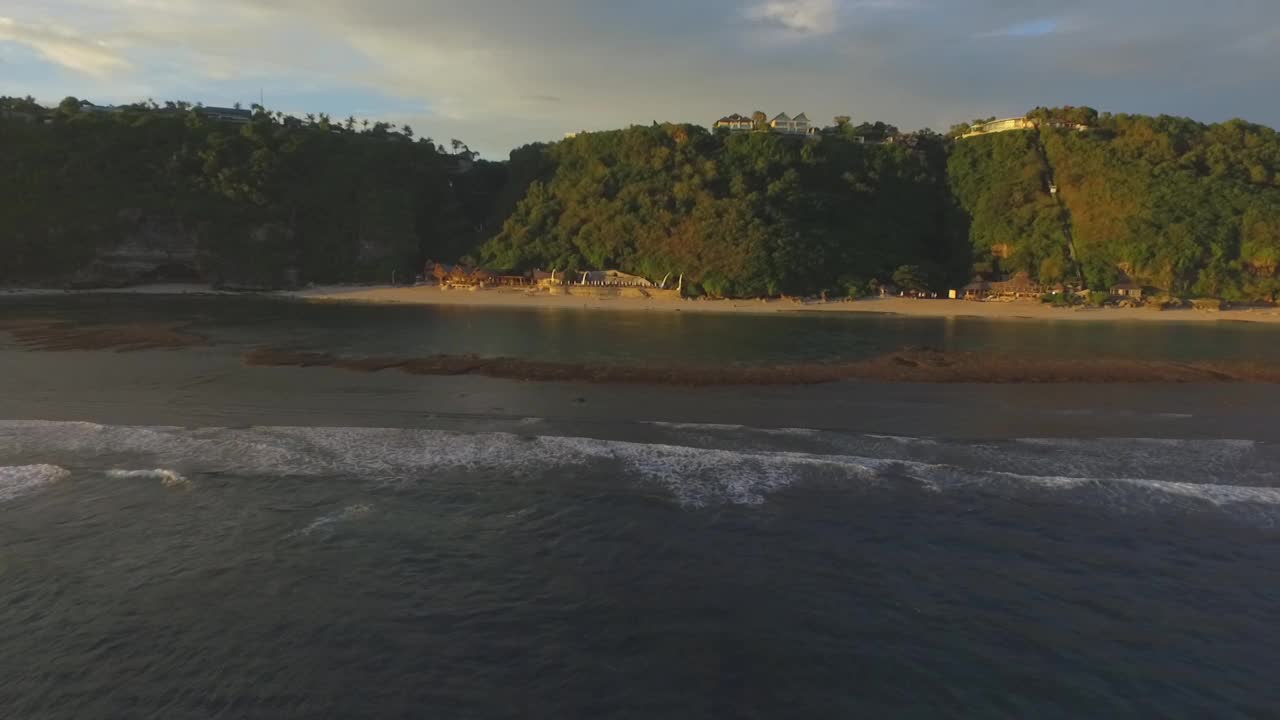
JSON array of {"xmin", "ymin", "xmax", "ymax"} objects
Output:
[
  {"xmin": 713, "ymin": 112, "xmax": 818, "ymax": 136},
  {"xmin": 960, "ymin": 116, "xmax": 1090, "ymax": 139},
  {"xmin": 713, "ymin": 114, "xmax": 755, "ymax": 132},
  {"xmin": 770, "ymin": 112, "xmax": 817, "ymax": 135}
]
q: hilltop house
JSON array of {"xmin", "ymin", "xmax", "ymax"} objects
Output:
[
  {"xmin": 198, "ymin": 106, "xmax": 253, "ymax": 124},
  {"xmin": 959, "ymin": 116, "xmax": 1090, "ymax": 140},
  {"xmin": 714, "ymin": 114, "xmax": 755, "ymax": 132},
  {"xmin": 771, "ymin": 112, "xmax": 817, "ymax": 135},
  {"xmin": 78, "ymin": 101, "xmax": 124, "ymax": 114}
]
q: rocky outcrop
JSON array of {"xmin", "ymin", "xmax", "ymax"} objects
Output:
[
  {"xmin": 66, "ymin": 210, "xmax": 201, "ymax": 288},
  {"xmin": 57, "ymin": 211, "xmax": 301, "ymax": 290}
]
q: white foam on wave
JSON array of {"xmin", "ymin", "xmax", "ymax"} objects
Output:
[
  {"xmin": 643, "ymin": 421, "xmax": 747, "ymax": 432},
  {"xmin": 1016, "ymin": 437, "xmax": 1256, "ymax": 450},
  {"xmin": 864, "ymin": 434, "xmax": 939, "ymax": 446},
  {"xmin": 2, "ymin": 420, "xmax": 1278, "ymax": 519},
  {"xmin": 0, "ymin": 464, "xmax": 70, "ymax": 503},
  {"xmin": 644, "ymin": 421, "xmax": 816, "ymax": 437},
  {"xmin": 106, "ymin": 468, "xmax": 192, "ymax": 488},
  {"xmin": 292, "ymin": 504, "xmax": 374, "ymax": 537},
  {"xmin": 540, "ymin": 435, "xmax": 889, "ymax": 507}
]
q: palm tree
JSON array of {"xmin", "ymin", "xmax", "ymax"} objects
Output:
[
  {"xmin": 345, "ymin": 116, "xmax": 356, "ymax": 131},
  {"xmin": 361, "ymin": 119, "xmax": 370, "ymax": 131},
  {"xmin": 402, "ymin": 124, "xmax": 414, "ymax": 139}
]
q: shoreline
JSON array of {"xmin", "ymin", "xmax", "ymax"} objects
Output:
[
  {"xmin": 295, "ymin": 285, "xmax": 1280, "ymax": 324},
  {"xmin": 5, "ymin": 282, "xmax": 1280, "ymax": 325}
]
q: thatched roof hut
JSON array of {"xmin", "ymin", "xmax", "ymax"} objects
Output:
[
  {"xmin": 989, "ymin": 271, "xmax": 1041, "ymax": 297},
  {"xmin": 580, "ymin": 270, "xmax": 654, "ymax": 287}
]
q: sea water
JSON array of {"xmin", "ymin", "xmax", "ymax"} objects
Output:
[{"xmin": 2, "ymin": 297, "xmax": 1280, "ymax": 718}]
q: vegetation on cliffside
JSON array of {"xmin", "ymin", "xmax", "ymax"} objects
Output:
[
  {"xmin": 482, "ymin": 124, "xmax": 969, "ymax": 297},
  {"xmin": 1042, "ymin": 112, "xmax": 1280, "ymax": 299},
  {"xmin": 4, "ymin": 97, "xmax": 1279, "ymax": 300},
  {"xmin": 0, "ymin": 96, "xmax": 498, "ymax": 286},
  {"xmin": 951, "ymin": 108, "xmax": 1280, "ymax": 299}
]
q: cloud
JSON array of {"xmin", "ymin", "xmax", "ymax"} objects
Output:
[
  {"xmin": 2, "ymin": 0, "xmax": 1279, "ymax": 156},
  {"xmin": 746, "ymin": 0, "xmax": 840, "ymax": 35},
  {"xmin": 0, "ymin": 15, "xmax": 130, "ymax": 76},
  {"xmin": 982, "ymin": 17, "xmax": 1061, "ymax": 39}
]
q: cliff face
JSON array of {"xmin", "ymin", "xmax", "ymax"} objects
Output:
[
  {"xmin": 64, "ymin": 211, "xmax": 201, "ymax": 287},
  {"xmin": 49, "ymin": 211, "xmax": 298, "ymax": 290}
]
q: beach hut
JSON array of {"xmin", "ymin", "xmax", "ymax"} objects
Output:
[
  {"xmin": 990, "ymin": 272, "xmax": 1042, "ymax": 298},
  {"xmin": 1111, "ymin": 282, "xmax": 1155, "ymax": 300},
  {"xmin": 961, "ymin": 281, "xmax": 991, "ymax": 300}
]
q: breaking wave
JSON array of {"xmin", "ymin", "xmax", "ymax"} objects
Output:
[
  {"xmin": 106, "ymin": 468, "xmax": 191, "ymax": 488},
  {"xmin": 291, "ymin": 504, "xmax": 375, "ymax": 537},
  {"xmin": 0, "ymin": 464, "xmax": 70, "ymax": 503},
  {"xmin": 1, "ymin": 420, "xmax": 1278, "ymax": 522}
]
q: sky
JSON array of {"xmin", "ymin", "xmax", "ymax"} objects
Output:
[{"xmin": 2, "ymin": 0, "xmax": 1278, "ymax": 158}]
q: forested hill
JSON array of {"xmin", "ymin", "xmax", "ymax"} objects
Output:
[
  {"xmin": 0, "ymin": 97, "xmax": 508, "ymax": 288},
  {"xmin": 491, "ymin": 112, "xmax": 1280, "ymax": 300},
  {"xmin": 949, "ymin": 109, "xmax": 1280, "ymax": 300},
  {"xmin": 3, "ymin": 98, "xmax": 1279, "ymax": 300},
  {"xmin": 485, "ymin": 124, "xmax": 968, "ymax": 297}
]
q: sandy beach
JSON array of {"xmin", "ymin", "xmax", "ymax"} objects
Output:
[
  {"xmin": 292, "ymin": 284, "xmax": 1280, "ymax": 324},
  {"xmin": 6, "ymin": 282, "xmax": 1280, "ymax": 324}
]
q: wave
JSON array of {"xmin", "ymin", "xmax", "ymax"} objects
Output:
[
  {"xmin": 644, "ymin": 421, "xmax": 818, "ymax": 437},
  {"xmin": 1, "ymin": 420, "xmax": 1277, "ymax": 521},
  {"xmin": 0, "ymin": 464, "xmax": 70, "ymax": 503},
  {"xmin": 291, "ymin": 504, "xmax": 374, "ymax": 537},
  {"xmin": 644, "ymin": 421, "xmax": 747, "ymax": 432},
  {"xmin": 106, "ymin": 468, "xmax": 192, "ymax": 488}
]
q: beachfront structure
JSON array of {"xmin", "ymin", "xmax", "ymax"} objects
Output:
[
  {"xmin": 713, "ymin": 114, "xmax": 755, "ymax": 133},
  {"xmin": 771, "ymin": 112, "xmax": 817, "ymax": 135},
  {"xmin": 430, "ymin": 262, "xmax": 500, "ymax": 289},
  {"xmin": 1111, "ymin": 282, "xmax": 1157, "ymax": 300},
  {"xmin": 958, "ymin": 272, "xmax": 1044, "ymax": 300},
  {"xmin": 578, "ymin": 270, "xmax": 655, "ymax": 288}
]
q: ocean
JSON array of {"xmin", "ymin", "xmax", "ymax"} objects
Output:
[{"xmin": 2, "ymin": 296, "xmax": 1279, "ymax": 718}]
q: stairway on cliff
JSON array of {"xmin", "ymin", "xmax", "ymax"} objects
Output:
[{"xmin": 1029, "ymin": 129, "xmax": 1085, "ymax": 287}]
